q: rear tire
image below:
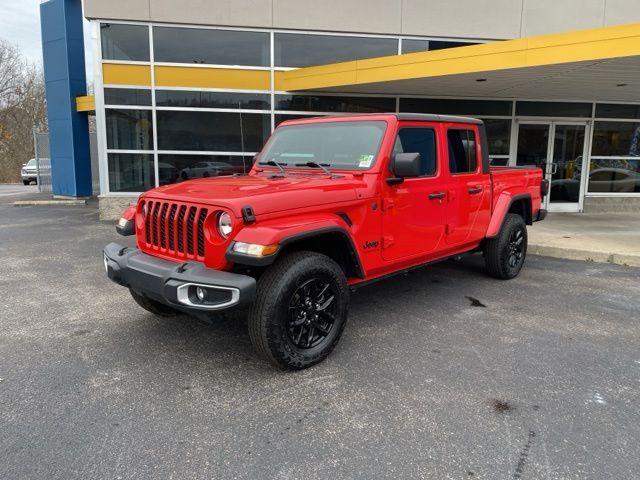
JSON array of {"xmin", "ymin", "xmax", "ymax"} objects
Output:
[
  {"xmin": 484, "ymin": 213, "xmax": 527, "ymax": 279},
  {"xmin": 248, "ymin": 251, "xmax": 349, "ymax": 370},
  {"xmin": 130, "ymin": 289, "xmax": 180, "ymax": 317}
]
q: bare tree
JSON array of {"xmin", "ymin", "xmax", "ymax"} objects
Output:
[{"xmin": 0, "ymin": 39, "xmax": 47, "ymax": 183}]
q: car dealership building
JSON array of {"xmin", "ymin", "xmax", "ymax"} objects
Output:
[{"xmin": 40, "ymin": 0, "xmax": 640, "ymax": 217}]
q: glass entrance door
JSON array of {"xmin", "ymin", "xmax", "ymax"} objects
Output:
[{"xmin": 515, "ymin": 121, "xmax": 589, "ymax": 212}]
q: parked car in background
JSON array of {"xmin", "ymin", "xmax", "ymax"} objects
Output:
[
  {"xmin": 179, "ymin": 161, "xmax": 238, "ymax": 180},
  {"xmin": 21, "ymin": 158, "xmax": 50, "ymax": 185}
]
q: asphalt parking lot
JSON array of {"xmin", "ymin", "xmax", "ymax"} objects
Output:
[{"xmin": 1, "ymin": 189, "xmax": 639, "ymax": 479}]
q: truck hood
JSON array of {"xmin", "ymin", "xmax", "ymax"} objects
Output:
[{"xmin": 145, "ymin": 173, "xmax": 368, "ymax": 216}]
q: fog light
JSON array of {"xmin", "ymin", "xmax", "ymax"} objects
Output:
[
  {"xmin": 232, "ymin": 242, "xmax": 278, "ymax": 257},
  {"xmin": 196, "ymin": 286, "xmax": 206, "ymax": 301}
]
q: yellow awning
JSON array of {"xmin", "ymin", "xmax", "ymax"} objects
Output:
[{"xmin": 277, "ymin": 23, "xmax": 640, "ymax": 102}]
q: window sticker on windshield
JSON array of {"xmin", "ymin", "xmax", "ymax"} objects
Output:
[{"xmin": 358, "ymin": 155, "xmax": 374, "ymax": 168}]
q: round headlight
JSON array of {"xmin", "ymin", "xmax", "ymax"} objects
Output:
[
  {"xmin": 217, "ymin": 211, "xmax": 233, "ymax": 238},
  {"xmin": 140, "ymin": 202, "xmax": 147, "ymax": 217}
]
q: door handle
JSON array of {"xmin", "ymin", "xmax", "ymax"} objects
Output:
[
  {"xmin": 468, "ymin": 186, "xmax": 483, "ymax": 194},
  {"xmin": 428, "ymin": 192, "xmax": 446, "ymax": 200}
]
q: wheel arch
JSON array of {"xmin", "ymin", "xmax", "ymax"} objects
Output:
[
  {"xmin": 226, "ymin": 226, "xmax": 365, "ymax": 279},
  {"xmin": 486, "ymin": 193, "xmax": 532, "ymax": 238}
]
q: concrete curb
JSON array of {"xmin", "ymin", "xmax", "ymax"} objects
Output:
[
  {"xmin": 14, "ymin": 199, "xmax": 87, "ymax": 207},
  {"xmin": 529, "ymin": 243, "xmax": 640, "ymax": 267}
]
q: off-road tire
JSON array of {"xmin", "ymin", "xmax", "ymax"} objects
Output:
[
  {"xmin": 484, "ymin": 213, "xmax": 528, "ymax": 279},
  {"xmin": 248, "ymin": 251, "xmax": 349, "ymax": 370},
  {"xmin": 130, "ymin": 289, "xmax": 180, "ymax": 317}
]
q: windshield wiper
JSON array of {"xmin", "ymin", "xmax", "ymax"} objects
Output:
[
  {"xmin": 258, "ymin": 160, "xmax": 287, "ymax": 175},
  {"xmin": 295, "ymin": 161, "xmax": 332, "ymax": 176}
]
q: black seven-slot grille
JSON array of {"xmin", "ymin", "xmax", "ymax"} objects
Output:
[{"xmin": 144, "ymin": 200, "xmax": 208, "ymax": 259}]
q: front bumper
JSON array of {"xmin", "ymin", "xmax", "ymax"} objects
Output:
[
  {"xmin": 103, "ymin": 243, "xmax": 256, "ymax": 312},
  {"xmin": 21, "ymin": 172, "xmax": 37, "ymax": 181}
]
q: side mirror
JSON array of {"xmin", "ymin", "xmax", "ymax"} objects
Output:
[{"xmin": 387, "ymin": 152, "xmax": 421, "ymax": 185}]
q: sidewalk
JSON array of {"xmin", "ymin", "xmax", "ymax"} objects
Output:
[{"xmin": 529, "ymin": 212, "xmax": 640, "ymax": 267}]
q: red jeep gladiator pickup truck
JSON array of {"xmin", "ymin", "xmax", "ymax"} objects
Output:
[{"xmin": 104, "ymin": 114, "xmax": 547, "ymax": 369}]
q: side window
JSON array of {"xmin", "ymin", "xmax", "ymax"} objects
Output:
[
  {"xmin": 393, "ymin": 128, "xmax": 437, "ymax": 176},
  {"xmin": 448, "ymin": 129, "xmax": 478, "ymax": 174}
]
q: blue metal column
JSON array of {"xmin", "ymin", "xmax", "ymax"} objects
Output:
[{"xmin": 40, "ymin": 0, "xmax": 91, "ymax": 197}]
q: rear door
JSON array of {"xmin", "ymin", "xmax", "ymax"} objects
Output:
[
  {"xmin": 381, "ymin": 122, "xmax": 447, "ymax": 261},
  {"xmin": 442, "ymin": 125, "xmax": 491, "ymax": 246}
]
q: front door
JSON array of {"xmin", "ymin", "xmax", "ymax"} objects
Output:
[
  {"xmin": 515, "ymin": 121, "xmax": 589, "ymax": 212},
  {"xmin": 382, "ymin": 124, "xmax": 447, "ymax": 262}
]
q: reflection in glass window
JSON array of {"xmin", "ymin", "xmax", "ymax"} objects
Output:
[
  {"xmin": 448, "ymin": 129, "xmax": 477, "ymax": 174},
  {"xmin": 104, "ymin": 88, "xmax": 152, "ymax": 106},
  {"xmin": 490, "ymin": 158, "xmax": 509, "ymax": 166},
  {"xmin": 592, "ymin": 122, "xmax": 640, "ymax": 157},
  {"xmin": 400, "ymin": 97, "xmax": 511, "ymax": 116},
  {"xmin": 153, "ymin": 27, "xmax": 269, "ymax": 66},
  {"xmin": 105, "ymin": 109, "xmax": 153, "ymax": 150},
  {"xmin": 259, "ymin": 121, "xmax": 386, "ymax": 170},
  {"xmin": 275, "ymin": 33, "xmax": 398, "ymax": 67},
  {"xmin": 100, "ymin": 24, "xmax": 149, "ymax": 61},
  {"xmin": 275, "ymin": 95, "xmax": 395, "ymax": 113},
  {"xmin": 595, "ymin": 104, "xmax": 640, "ymax": 120},
  {"xmin": 515, "ymin": 101, "xmax": 591, "ymax": 118},
  {"xmin": 481, "ymin": 119, "xmax": 511, "ymax": 155},
  {"xmin": 393, "ymin": 128, "xmax": 437, "ymax": 176},
  {"xmin": 275, "ymin": 114, "xmax": 319, "ymax": 127},
  {"xmin": 108, "ymin": 154, "xmax": 154, "ymax": 192},
  {"xmin": 156, "ymin": 91, "xmax": 270, "ymax": 109},
  {"xmin": 158, "ymin": 155, "xmax": 254, "ymax": 184},
  {"xmin": 588, "ymin": 159, "xmax": 640, "ymax": 193},
  {"xmin": 401, "ymin": 39, "xmax": 477, "ymax": 53},
  {"xmin": 156, "ymin": 111, "xmax": 270, "ymax": 152}
]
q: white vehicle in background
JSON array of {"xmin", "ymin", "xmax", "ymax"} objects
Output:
[
  {"xmin": 179, "ymin": 161, "xmax": 238, "ymax": 180},
  {"xmin": 21, "ymin": 158, "xmax": 50, "ymax": 185}
]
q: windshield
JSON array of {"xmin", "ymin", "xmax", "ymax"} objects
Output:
[
  {"xmin": 26, "ymin": 159, "xmax": 37, "ymax": 167},
  {"xmin": 258, "ymin": 121, "xmax": 387, "ymax": 170}
]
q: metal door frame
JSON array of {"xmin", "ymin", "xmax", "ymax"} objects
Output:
[{"xmin": 512, "ymin": 119, "xmax": 590, "ymax": 212}]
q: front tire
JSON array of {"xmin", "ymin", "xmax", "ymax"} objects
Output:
[
  {"xmin": 23, "ymin": 180, "xmax": 29, "ymax": 185},
  {"xmin": 130, "ymin": 289, "xmax": 180, "ymax": 317},
  {"xmin": 484, "ymin": 213, "xmax": 527, "ymax": 279},
  {"xmin": 248, "ymin": 251, "xmax": 349, "ymax": 370}
]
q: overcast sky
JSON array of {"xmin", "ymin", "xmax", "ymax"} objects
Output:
[{"xmin": 0, "ymin": 0, "xmax": 93, "ymax": 80}]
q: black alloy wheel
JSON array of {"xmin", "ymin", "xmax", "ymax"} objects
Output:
[
  {"xmin": 287, "ymin": 278, "xmax": 337, "ymax": 349},
  {"xmin": 507, "ymin": 227, "xmax": 525, "ymax": 268}
]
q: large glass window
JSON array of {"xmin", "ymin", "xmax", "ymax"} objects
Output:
[
  {"xmin": 592, "ymin": 122, "xmax": 640, "ymax": 157},
  {"xmin": 104, "ymin": 88, "xmax": 152, "ymax": 106},
  {"xmin": 153, "ymin": 27, "xmax": 269, "ymax": 66},
  {"xmin": 275, "ymin": 94, "xmax": 395, "ymax": 113},
  {"xmin": 275, "ymin": 33, "xmax": 398, "ymax": 68},
  {"xmin": 158, "ymin": 154, "xmax": 254, "ymax": 184},
  {"xmin": 100, "ymin": 24, "xmax": 149, "ymax": 61},
  {"xmin": 156, "ymin": 90, "xmax": 270, "ymax": 109},
  {"xmin": 400, "ymin": 98, "xmax": 512, "ymax": 116},
  {"xmin": 448, "ymin": 129, "xmax": 477, "ymax": 174},
  {"xmin": 259, "ymin": 121, "xmax": 387, "ymax": 170},
  {"xmin": 481, "ymin": 119, "xmax": 511, "ymax": 155},
  {"xmin": 105, "ymin": 109, "xmax": 153, "ymax": 150},
  {"xmin": 393, "ymin": 128, "xmax": 437, "ymax": 176},
  {"xmin": 515, "ymin": 101, "xmax": 591, "ymax": 118},
  {"xmin": 108, "ymin": 154, "xmax": 154, "ymax": 192},
  {"xmin": 156, "ymin": 111, "xmax": 270, "ymax": 152}
]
